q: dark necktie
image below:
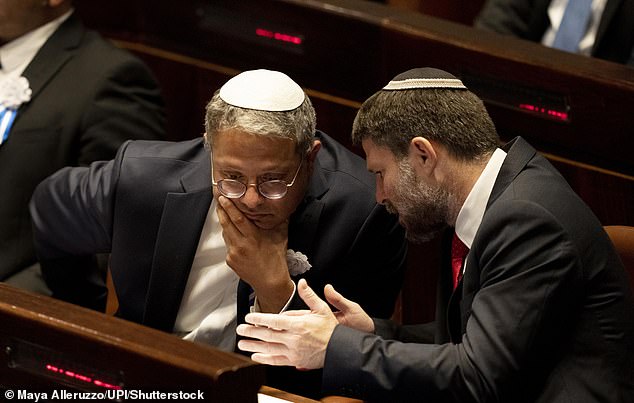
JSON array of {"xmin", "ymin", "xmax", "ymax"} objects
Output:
[
  {"xmin": 451, "ymin": 233, "xmax": 469, "ymax": 290},
  {"xmin": 552, "ymin": 0, "xmax": 594, "ymax": 52}
]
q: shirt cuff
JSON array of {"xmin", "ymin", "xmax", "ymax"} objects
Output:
[{"xmin": 250, "ymin": 280, "xmax": 297, "ymax": 313}]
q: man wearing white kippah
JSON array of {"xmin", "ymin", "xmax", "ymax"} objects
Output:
[
  {"xmin": 29, "ymin": 69, "xmax": 407, "ymax": 397},
  {"xmin": 236, "ymin": 68, "xmax": 634, "ymax": 402}
]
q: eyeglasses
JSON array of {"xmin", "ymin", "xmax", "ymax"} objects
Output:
[{"xmin": 211, "ymin": 157, "xmax": 303, "ymax": 200}]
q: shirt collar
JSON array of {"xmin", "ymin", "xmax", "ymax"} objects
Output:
[
  {"xmin": 0, "ymin": 9, "xmax": 73, "ymax": 77},
  {"xmin": 454, "ymin": 148, "xmax": 507, "ymax": 248}
]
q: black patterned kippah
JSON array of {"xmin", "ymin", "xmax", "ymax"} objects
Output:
[{"xmin": 383, "ymin": 68, "xmax": 467, "ymax": 90}]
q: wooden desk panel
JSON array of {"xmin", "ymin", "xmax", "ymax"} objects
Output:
[{"xmin": 0, "ymin": 284, "xmax": 264, "ymax": 399}]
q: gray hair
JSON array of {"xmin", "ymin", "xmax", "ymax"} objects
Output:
[
  {"xmin": 204, "ymin": 90, "xmax": 317, "ymax": 156},
  {"xmin": 351, "ymin": 88, "xmax": 499, "ymax": 161}
]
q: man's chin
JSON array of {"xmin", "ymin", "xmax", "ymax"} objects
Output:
[
  {"xmin": 250, "ymin": 216, "xmax": 280, "ymax": 230},
  {"xmin": 404, "ymin": 224, "xmax": 446, "ymax": 244}
]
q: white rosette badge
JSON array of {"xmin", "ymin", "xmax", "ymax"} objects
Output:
[
  {"xmin": 0, "ymin": 76, "xmax": 32, "ymax": 145},
  {"xmin": 286, "ymin": 249, "xmax": 312, "ymax": 277}
]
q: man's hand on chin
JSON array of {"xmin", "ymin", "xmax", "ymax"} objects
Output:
[{"xmin": 216, "ymin": 195, "xmax": 294, "ymax": 312}]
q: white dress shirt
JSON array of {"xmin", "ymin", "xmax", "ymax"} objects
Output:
[
  {"xmin": 172, "ymin": 196, "xmax": 298, "ymax": 351},
  {"xmin": 541, "ymin": 0, "xmax": 608, "ymax": 56},
  {"xmin": 174, "ymin": 200, "xmax": 240, "ymax": 352},
  {"xmin": 0, "ymin": 9, "xmax": 73, "ymax": 79},
  {"xmin": 454, "ymin": 148, "xmax": 508, "ymax": 276}
]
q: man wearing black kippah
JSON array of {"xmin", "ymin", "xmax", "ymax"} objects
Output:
[{"xmin": 237, "ymin": 67, "xmax": 634, "ymax": 402}]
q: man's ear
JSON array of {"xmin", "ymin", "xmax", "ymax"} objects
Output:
[
  {"xmin": 409, "ymin": 137, "xmax": 437, "ymax": 175},
  {"xmin": 48, "ymin": 0, "xmax": 69, "ymax": 8},
  {"xmin": 306, "ymin": 140, "xmax": 322, "ymax": 169}
]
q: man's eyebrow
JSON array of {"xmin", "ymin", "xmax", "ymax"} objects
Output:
[{"xmin": 217, "ymin": 166, "xmax": 288, "ymax": 176}]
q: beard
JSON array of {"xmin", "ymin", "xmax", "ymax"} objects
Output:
[{"xmin": 385, "ymin": 160, "xmax": 451, "ymax": 244}]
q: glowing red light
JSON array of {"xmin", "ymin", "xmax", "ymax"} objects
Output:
[
  {"xmin": 255, "ymin": 27, "xmax": 302, "ymax": 45},
  {"xmin": 45, "ymin": 363, "xmax": 121, "ymax": 390},
  {"xmin": 255, "ymin": 28, "xmax": 273, "ymax": 38},
  {"xmin": 75, "ymin": 374, "xmax": 92, "ymax": 383},
  {"xmin": 94, "ymin": 379, "xmax": 121, "ymax": 390},
  {"xmin": 518, "ymin": 103, "xmax": 568, "ymax": 121}
]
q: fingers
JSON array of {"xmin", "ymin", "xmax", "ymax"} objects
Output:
[
  {"xmin": 217, "ymin": 195, "xmax": 254, "ymax": 236},
  {"xmin": 250, "ymin": 353, "xmax": 293, "ymax": 366},
  {"xmin": 242, "ymin": 313, "xmax": 294, "ymax": 332},
  {"xmin": 324, "ymin": 283, "xmax": 358, "ymax": 313},
  {"xmin": 216, "ymin": 197, "xmax": 240, "ymax": 241},
  {"xmin": 237, "ymin": 338, "xmax": 293, "ymax": 366},
  {"xmin": 237, "ymin": 326, "xmax": 306, "ymax": 368},
  {"xmin": 281, "ymin": 310, "xmax": 312, "ymax": 316},
  {"xmin": 297, "ymin": 278, "xmax": 330, "ymax": 313},
  {"xmin": 240, "ymin": 313, "xmax": 312, "ymax": 341},
  {"xmin": 238, "ymin": 338, "xmax": 286, "ymax": 356}
]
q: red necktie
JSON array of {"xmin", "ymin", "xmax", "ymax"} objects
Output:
[{"xmin": 451, "ymin": 233, "xmax": 469, "ymax": 290}]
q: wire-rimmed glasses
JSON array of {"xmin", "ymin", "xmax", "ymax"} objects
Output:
[{"xmin": 211, "ymin": 157, "xmax": 303, "ymax": 200}]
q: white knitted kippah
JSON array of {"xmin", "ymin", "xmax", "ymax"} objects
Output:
[
  {"xmin": 219, "ymin": 69, "xmax": 305, "ymax": 111},
  {"xmin": 383, "ymin": 68, "xmax": 467, "ymax": 90}
]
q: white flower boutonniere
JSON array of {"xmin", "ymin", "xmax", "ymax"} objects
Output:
[
  {"xmin": 0, "ymin": 76, "xmax": 32, "ymax": 110},
  {"xmin": 0, "ymin": 76, "xmax": 32, "ymax": 144},
  {"xmin": 286, "ymin": 249, "xmax": 312, "ymax": 277}
]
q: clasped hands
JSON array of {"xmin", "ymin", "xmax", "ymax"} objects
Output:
[{"xmin": 236, "ymin": 278, "xmax": 375, "ymax": 370}]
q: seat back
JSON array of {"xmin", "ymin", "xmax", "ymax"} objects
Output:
[{"xmin": 604, "ymin": 225, "xmax": 634, "ymax": 291}]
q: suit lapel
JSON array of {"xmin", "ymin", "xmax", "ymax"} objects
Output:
[
  {"xmin": 443, "ymin": 138, "xmax": 536, "ymax": 342},
  {"xmin": 436, "ymin": 229, "xmax": 453, "ymax": 343},
  {"xmin": 487, "ymin": 137, "xmax": 536, "ymax": 209},
  {"xmin": 21, "ymin": 13, "xmax": 83, "ymax": 103},
  {"xmin": 288, "ymin": 158, "xmax": 328, "ymax": 257},
  {"xmin": 595, "ymin": 0, "xmax": 623, "ymax": 48},
  {"xmin": 142, "ymin": 152, "xmax": 212, "ymax": 332}
]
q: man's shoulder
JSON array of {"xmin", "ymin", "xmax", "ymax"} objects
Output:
[
  {"xmin": 315, "ymin": 131, "xmax": 373, "ymax": 189},
  {"xmin": 55, "ymin": 16, "xmax": 154, "ymax": 77},
  {"xmin": 121, "ymin": 138, "xmax": 205, "ymax": 162},
  {"xmin": 76, "ymin": 30, "xmax": 150, "ymax": 70},
  {"xmin": 114, "ymin": 139, "xmax": 208, "ymax": 191}
]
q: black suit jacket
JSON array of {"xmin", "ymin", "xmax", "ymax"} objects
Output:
[
  {"xmin": 323, "ymin": 137, "xmax": 634, "ymax": 402},
  {"xmin": 31, "ymin": 131, "xmax": 407, "ymax": 397},
  {"xmin": 475, "ymin": 0, "xmax": 634, "ymax": 65},
  {"xmin": 0, "ymin": 13, "xmax": 165, "ymax": 281}
]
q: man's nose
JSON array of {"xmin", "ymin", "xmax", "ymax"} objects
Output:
[
  {"xmin": 375, "ymin": 183, "xmax": 386, "ymax": 205},
  {"xmin": 240, "ymin": 184, "xmax": 263, "ymax": 208}
]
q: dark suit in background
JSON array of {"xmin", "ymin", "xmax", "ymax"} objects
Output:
[
  {"xmin": 475, "ymin": 0, "xmax": 634, "ymax": 65},
  {"xmin": 30, "ymin": 131, "xmax": 407, "ymax": 396},
  {"xmin": 323, "ymin": 137, "xmax": 634, "ymax": 402},
  {"xmin": 1, "ymin": 12, "xmax": 165, "ymax": 289}
]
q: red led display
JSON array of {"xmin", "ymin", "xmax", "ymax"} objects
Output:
[
  {"xmin": 255, "ymin": 28, "xmax": 303, "ymax": 45},
  {"xmin": 519, "ymin": 103, "xmax": 568, "ymax": 121},
  {"xmin": 46, "ymin": 364, "xmax": 121, "ymax": 390}
]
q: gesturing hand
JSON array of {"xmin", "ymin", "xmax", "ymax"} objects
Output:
[
  {"xmin": 237, "ymin": 279, "xmax": 339, "ymax": 369},
  {"xmin": 324, "ymin": 283, "xmax": 375, "ymax": 333}
]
